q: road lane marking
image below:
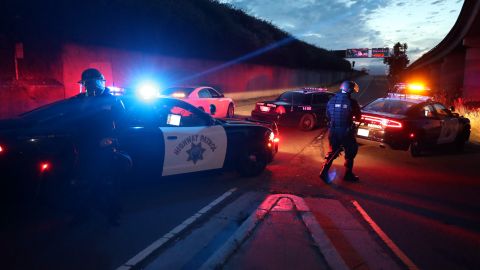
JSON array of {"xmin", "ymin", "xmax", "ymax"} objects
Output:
[
  {"xmin": 116, "ymin": 187, "xmax": 238, "ymax": 270},
  {"xmin": 352, "ymin": 200, "xmax": 419, "ymax": 270},
  {"xmin": 201, "ymin": 194, "xmax": 348, "ymax": 270}
]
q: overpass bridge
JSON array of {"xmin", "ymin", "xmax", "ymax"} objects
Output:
[{"xmin": 405, "ymin": 0, "xmax": 480, "ymax": 103}]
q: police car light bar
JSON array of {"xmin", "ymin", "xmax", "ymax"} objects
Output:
[
  {"xmin": 387, "ymin": 92, "xmax": 431, "ymax": 101},
  {"xmin": 302, "ymin": 87, "xmax": 328, "ymax": 92}
]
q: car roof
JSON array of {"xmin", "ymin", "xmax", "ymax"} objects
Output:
[
  {"xmin": 286, "ymin": 88, "xmax": 333, "ymax": 94},
  {"xmin": 384, "ymin": 93, "xmax": 433, "ymax": 104}
]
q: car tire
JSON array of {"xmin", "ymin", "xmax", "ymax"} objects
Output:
[
  {"xmin": 410, "ymin": 140, "xmax": 422, "ymax": 157},
  {"xmin": 454, "ymin": 129, "xmax": 469, "ymax": 152},
  {"xmin": 236, "ymin": 150, "xmax": 267, "ymax": 177},
  {"xmin": 226, "ymin": 103, "xmax": 234, "ymax": 118},
  {"xmin": 299, "ymin": 113, "xmax": 316, "ymax": 131}
]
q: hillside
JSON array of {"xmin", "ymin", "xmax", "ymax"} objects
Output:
[{"xmin": 0, "ymin": 0, "xmax": 350, "ymax": 71}]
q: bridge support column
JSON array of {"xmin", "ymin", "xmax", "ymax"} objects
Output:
[
  {"xmin": 440, "ymin": 51, "xmax": 465, "ymax": 100},
  {"xmin": 463, "ymin": 37, "xmax": 480, "ymax": 102}
]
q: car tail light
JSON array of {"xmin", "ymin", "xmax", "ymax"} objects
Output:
[
  {"xmin": 40, "ymin": 162, "xmax": 51, "ymax": 173},
  {"xmin": 275, "ymin": 106, "xmax": 286, "ymax": 114},
  {"xmin": 0, "ymin": 145, "xmax": 4, "ymax": 153},
  {"xmin": 362, "ymin": 115, "xmax": 402, "ymax": 128}
]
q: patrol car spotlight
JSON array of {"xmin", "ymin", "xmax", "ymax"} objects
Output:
[{"xmin": 137, "ymin": 81, "xmax": 160, "ymax": 100}]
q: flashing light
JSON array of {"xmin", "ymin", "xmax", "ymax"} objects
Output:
[
  {"xmin": 275, "ymin": 106, "xmax": 286, "ymax": 114},
  {"xmin": 172, "ymin": 92, "xmax": 186, "ymax": 98},
  {"xmin": 362, "ymin": 115, "xmax": 402, "ymax": 128},
  {"xmin": 0, "ymin": 145, "xmax": 3, "ymax": 153},
  {"xmin": 410, "ymin": 133, "xmax": 415, "ymax": 138},
  {"xmin": 108, "ymin": 86, "xmax": 125, "ymax": 96},
  {"xmin": 137, "ymin": 82, "xmax": 160, "ymax": 100},
  {"xmin": 407, "ymin": 83, "xmax": 425, "ymax": 92},
  {"xmin": 40, "ymin": 162, "xmax": 51, "ymax": 172}
]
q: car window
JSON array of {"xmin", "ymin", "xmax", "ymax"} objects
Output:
[
  {"xmin": 312, "ymin": 93, "xmax": 331, "ymax": 105},
  {"xmin": 277, "ymin": 92, "xmax": 307, "ymax": 105},
  {"xmin": 419, "ymin": 105, "xmax": 435, "ymax": 118},
  {"xmin": 198, "ymin": 89, "xmax": 212, "ymax": 98},
  {"xmin": 433, "ymin": 103, "xmax": 451, "ymax": 118},
  {"xmin": 207, "ymin": 88, "xmax": 222, "ymax": 98},
  {"xmin": 363, "ymin": 99, "xmax": 415, "ymax": 115}
]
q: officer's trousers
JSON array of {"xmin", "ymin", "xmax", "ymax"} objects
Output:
[{"xmin": 325, "ymin": 127, "xmax": 358, "ymax": 171}]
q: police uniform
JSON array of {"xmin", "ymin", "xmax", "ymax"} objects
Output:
[{"xmin": 320, "ymin": 81, "xmax": 361, "ymax": 183}]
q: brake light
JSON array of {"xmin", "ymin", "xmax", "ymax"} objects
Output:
[
  {"xmin": 0, "ymin": 145, "xmax": 3, "ymax": 153},
  {"xmin": 362, "ymin": 115, "xmax": 402, "ymax": 128},
  {"xmin": 40, "ymin": 162, "xmax": 51, "ymax": 172},
  {"xmin": 273, "ymin": 137, "xmax": 280, "ymax": 143},
  {"xmin": 275, "ymin": 106, "xmax": 286, "ymax": 114}
]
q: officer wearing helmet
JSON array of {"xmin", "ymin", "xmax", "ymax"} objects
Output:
[
  {"xmin": 320, "ymin": 80, "xmax": 362, "ymax": 183},
  {"xmin": 72, "ymin": 68, "xmax": 128, "ymax": 225},
  {"xmin": 79, "ymin": 68, "xmax": 111, "ymax": 97}
]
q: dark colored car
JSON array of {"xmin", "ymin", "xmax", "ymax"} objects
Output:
[
  {"xmin": 251, "ymin": 88, "xmax": 335, "ymax": 131},
  {"xmin": 356, "ymin": 93, "xmax": 471, "ymax": 156},
  {"xmin": 0, "ymin": 95, "xmax": 278, "ymax": 200}
]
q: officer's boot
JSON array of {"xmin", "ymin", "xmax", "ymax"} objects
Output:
[
  {"xmin": 319, "ymin": 156, "xmax": 333, "ymax": 184},
  {"xmin": 344, "ymin": 159, "xmax": 359, "ymax": 182}
]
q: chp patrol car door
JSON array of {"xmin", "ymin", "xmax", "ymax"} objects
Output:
[
  {"xmin": 432, "ymin": 103, "xmax": 459, "ymax": 144},
  {"xmin": 159, "ymin": 100, "xmax": 227, "ymax": 176},
  {"xmin": 416, "ymin": 104, "xmax": 442, "ymax": 144}
]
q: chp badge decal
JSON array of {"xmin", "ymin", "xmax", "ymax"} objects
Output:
[{"xmin": 174, "ymin": 134, "xmax": 217, "ymax": 164}]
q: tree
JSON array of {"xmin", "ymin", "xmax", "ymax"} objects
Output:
[{"xmin": 384, "ymin": 42, "xmax": 410, "ymax": 84}]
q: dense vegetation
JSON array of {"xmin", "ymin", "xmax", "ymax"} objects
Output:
[{"xmin": 0, "ymin": 0, "xmax": 350, "ymax": 70}]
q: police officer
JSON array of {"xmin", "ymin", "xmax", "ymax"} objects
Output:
[
  {"xmin": 72, "ymin": 68, "xmax": 128, "ymax": 225},
  {"xmin": 79, "ymin": 68, "xmax": 111, "ymax": 97},
  {"xmin": 320, "ymin": 80, "xmax": 362, "ymax": 183}
]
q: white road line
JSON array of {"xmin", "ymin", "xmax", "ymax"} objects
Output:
[
  {"xmin": 116, "ymin": 187, "xmax": 238, "ymax": 270},
  {"xmin": 352, "ymin": 200, "xmax": 419, "ymax": 270}
]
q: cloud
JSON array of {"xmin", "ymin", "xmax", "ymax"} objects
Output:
[
  {"xmin": 431, "ymin": 0, "xmax": 445, "ymax": 5},
  {"xmin": 396, "ymin": 2, "xmax": 406, "ymax": 6}
]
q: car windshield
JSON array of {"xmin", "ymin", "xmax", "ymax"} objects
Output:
[
  {"xmin": 161, "ymin": 87, "xmax": 195, "ymax": 97},
  {"xmin": 363, "ymin": 98, "xmax": 415, "ymax": 115},
  {"xmin": 277, "ymin": 92, "xmax": 308, "ymax": 105},
  {"xmin": 19, "ymin": 96, "xmax": 117, "ymax": 128}
]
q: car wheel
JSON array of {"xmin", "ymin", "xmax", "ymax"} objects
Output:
[
  {"xmin": 226, "ymin": 103, "xmax": 235, "ymax": 118},
  {"xmin": 454, "ymin": 130, "xmax": 469, "ymax": 152},
  {"xmin": 410, "ymin": 140, "xmax": 422, "ymax": 157},
  {"xmin": 236, "ymin": 150, "xmax": 267, "ymax": 177},
  {"xmin": 299, "ymin": 114, "xmax": 316, "ymax": 131}
]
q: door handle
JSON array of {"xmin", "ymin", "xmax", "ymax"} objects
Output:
[{"xmin": 167, "ymin": 136, "xmax": 178, "ymax": 140}]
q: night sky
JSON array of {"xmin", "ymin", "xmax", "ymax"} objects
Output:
[{"xmin": 220, "ymin": 0, "xmax": 463, "ymax": 74}]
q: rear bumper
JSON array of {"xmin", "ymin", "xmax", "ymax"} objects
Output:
[{"xmin": 356, "ymin": 131, "xmax": 410, "ymax": 151}]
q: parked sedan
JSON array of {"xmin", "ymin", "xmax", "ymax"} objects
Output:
[
  {"xmin": 160, "ymin": 86, "xmax": 235, "ymax": 118},
  {"xmin": 251, "ymin": 88, "xmax": 334, "ymax": 131},
  {"xmin": 0, "ymin": 94, "xmax": 277, "ymax": 201},
  {"xmin": 356, "ymin": 93, "xmax": 470, "ymax": 156}
]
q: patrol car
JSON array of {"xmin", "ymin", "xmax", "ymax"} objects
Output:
[
  {"xmin": 356, "ymin": 92, "xmax": 470, "ymax": 156},
  {"xmin": 160, "ymin": 86, "xmax": 235, "ymax": 118},
  {"xmin": 0, "ymin": 95, "xmax": 278, "ymax": 198},
  {"xmin": 251, "ymin": 88, "xmax": 335, "ymax": 131}
]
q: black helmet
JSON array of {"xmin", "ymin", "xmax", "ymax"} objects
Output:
[
  {"xmin": 340, "ymin": 80, "xmax": 359, "ymax": 94},
  {"xmin": 79, "ymin": 68, "xmax": 105, "ymax": 83}
]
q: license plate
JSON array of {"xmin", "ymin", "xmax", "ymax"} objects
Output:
[
  {"xmin": 357, "ymin": 128, "xmax": 369, "ymax": 137},
  {"xmin": 260, "ymin": 106, "xmax": 270, "ymax": 112}
]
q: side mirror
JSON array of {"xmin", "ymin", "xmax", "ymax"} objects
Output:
[{"xmin": 449, "ymin": 106, "xmax": 455, "ymax": 112}]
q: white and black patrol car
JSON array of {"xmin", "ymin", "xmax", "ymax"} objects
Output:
[
  {"xmin": 0, "ymin": 95, "xmax": 278, "ymax": 198},
  {"xmin": 251, "ymin": 88, "xmax": 334, "ymax": 131},
  {"xmin": 356, "ymin": 93, "xmax": 470, "ymax": 156}
]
